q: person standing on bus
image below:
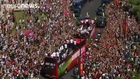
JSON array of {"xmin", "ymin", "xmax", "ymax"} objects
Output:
[
  {"xmin": 56, "ymin": 50, "xmax": 60, "ymax": 61},
  {"xmin": 60, "ymin": 45, "xmax": 64, "ymax": 54},
  {"xmin": 59, "ymin": 45, "xmax": 64, "ymax": 59},
  {"xmin": 70, "ymin": 38, "xmax": 74, "ymax": 49},
  {"xmin": 74, "ymin": 40, "xmax": 77, "ymax": 49},
  {"xmin": 64, "ymin": 43, "xmax": 69, "ymax": 55},
  {"xmin": 59, "ymin": 52, "xmax": 63, "ymax": 60},
  {"xmin": 67, "ymin": 39, "xmax": 70, "ymax": 48},
  {"xmin": 63, "ymin": 52, "xmax": 66, "ymax": 58},
  {"xmin": 51, "ymin": 52, "xmax": 56, "ymax": 58}
]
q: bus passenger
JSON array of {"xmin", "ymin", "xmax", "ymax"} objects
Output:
[
  {"xmin": 70, "ymin": 39, "xmax": 74, "ymax": 49},
  {"xmin": 64, "ymin": 43, "xmax": 68, "ymax": 49},
  {"xmin": 74, "ymin": 40, "xmax": 77, "ymax": 49},
  {"xmin": 56, "ymin": 51, "xmax": 60, "ymax": 60},
  {"xmin": 63, "ymin": 53, "xmax": 66, "ymax": 58},
  {"xmin": 59, "ymin": 53, "xmax": 63, "ymax": 60},
  {"xmin": 67, "ymin": 40, "xmax": 70, "ymax": 48}
]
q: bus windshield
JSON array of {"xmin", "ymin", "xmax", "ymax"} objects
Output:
[
  {"xmin": 73, "ymin": 3, "xmax": 79, "ymax": 8},
  {"xmin": 45, "ymin": 57, "xmax": 56, "ymax": 68},
  {"xmin": 41, "ymin": 57, "xmax": 57, "ymax": 78}
]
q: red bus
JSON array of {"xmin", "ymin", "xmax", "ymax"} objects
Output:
[{"xmin": 40, "ymin": 38, "xmax": 86, "ymax": 79}]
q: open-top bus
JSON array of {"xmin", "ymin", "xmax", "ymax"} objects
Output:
[{"xmin": 40, "ymin": 38, "xmax": 86, "ymax": 79}]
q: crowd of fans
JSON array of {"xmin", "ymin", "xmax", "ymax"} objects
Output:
[
  {"xmin": 0, "ymin": 0, "xmax": 96, "ymax": 78},
  {"xmin": 1, "ymin": 0, "xmax": 140, "ymax": 79},
  {"xmin": 0, "ymin": 0, "xmax": 89, "ymax": 78},
  {"xmin": 80, "ymin": 1, "xmax": 140, "ymax": 79}
]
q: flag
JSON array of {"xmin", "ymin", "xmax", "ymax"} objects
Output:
[
  {"xmin": 123, "ymin": 20, "xmax": 128, "ymax": 35},
  {"xmin": 78, "ymin": 57, "xmax": 83, "ymax": 76},
  {"xmin": 24, "ymin": 29, "xmax": 35, "ymax": 38},
  {"xmin": 63, "ymin": 10, "xmax": 69, "ymax": 17},
  {"xmin": 115, "ymin": 0, "xmax": 120, "ymax": 6}
]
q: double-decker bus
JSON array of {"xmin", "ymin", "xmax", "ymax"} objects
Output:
[{"xmin": 40, "ymin": 38, "xmax": 86, "ymax": 79}]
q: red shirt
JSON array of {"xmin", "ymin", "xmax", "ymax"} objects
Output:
[
  {"xmin": 135, "ymin": 49, "xmax": 139, "ymax": 55},
  {"xmin": 106, "ymin": 44, "xmax": 109, "ymax": 49}
]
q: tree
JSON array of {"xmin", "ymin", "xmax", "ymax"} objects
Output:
[
  {"xmin": 132, "ymin": 6, "xmax": 140, "ymax": 16},
  {"xmin": 128, "ymin": 0, "xmax": 140, "ymax": 5}
]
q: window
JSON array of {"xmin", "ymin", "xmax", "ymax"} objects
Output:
[{"xmin": 45, "ymin": 62, "xmax": 55, "ymax": 66}]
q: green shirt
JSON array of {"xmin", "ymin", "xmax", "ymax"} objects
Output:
[
  {"xmin": 101, "ymin": 51, "xmax": 104, "ymax": 56},
  {"xmin": 76, "ymin": 21, "xmax": 80, "ymax": 26},
  {"xmin": 94, "ymin": 17, "xmax": 97, "ymax": 20}
]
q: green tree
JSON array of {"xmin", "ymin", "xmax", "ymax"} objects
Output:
[
  {"xmin": 128, "ymin": 0, "xmax": 140, "ymax": 5},
  {"xmin": 133, "ymin": 6, "xmax": 140, "ymax": 15}
]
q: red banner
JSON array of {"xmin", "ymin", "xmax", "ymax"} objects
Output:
[
  {"xmin": 24, "ymin": 29, "xmax": 35, "ymax": 38},
  {"xmin": 115, "ymin": 0, "xmax": 120, "ymax": 6},
  {"xmin": 123, "ymin": 20, "xmax": 128, "ymax": 35},
  {"xmin": 79, "ymin": 57, "xmax": 83, "ymax": 76}
]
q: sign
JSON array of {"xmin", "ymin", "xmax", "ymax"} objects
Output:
[
  {"xmin": 79, "ymin": 57, "xmax": 83, "ymax": 76},
  {"xmin": 71, "ymin": 46, "xmax": 85, "ymax": 61}
]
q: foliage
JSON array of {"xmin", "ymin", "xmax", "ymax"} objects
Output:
[
  {"xmin": 128, "ymin": 0, "xmax": 140, "ymax": 5},
  {"xmin": 128, "ymin": 0, "xmax": 140, "ymax": 21}
]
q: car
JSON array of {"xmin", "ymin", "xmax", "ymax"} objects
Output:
[
  {"xmin": 101, "ymin": 0, "xmax": 110, "ymax": 4},
  {"xmin": 71, "ymin": 0, "xmax": 84, "ymax": 18},
  {"xmin": 71, "ymin": 0, "xmax": 84, "ymax": 11},
  {"xmin": 96, "ymin": 6, "xmax": 104, "ymax": 16},
  {"xmin": 96, "ymin": 17, "xmax": 106, "ymax": 28},
  {"xmin": 73, "ymin": 9, "xmax": 81, "ymax": 17}
]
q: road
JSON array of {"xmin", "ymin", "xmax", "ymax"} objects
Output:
[{"xmin": 61, "ymin": 0, "xmax": 102, "ymax": 79}]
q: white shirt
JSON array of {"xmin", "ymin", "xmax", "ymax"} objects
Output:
[
  {"xmin": 70, "ymin": 39, "xmax": 73, "ymax": 43},
  {"xmin": 67, "ymin": 40, "xmax": 69, "ymax": 43},
  {"xmin": 81, "ymin": 76, "xmax": 84, "ymax": 79},
  {"xmin": 56, "ymin": 52, "xmax": 60, "ymax": 57},
  {"xmin": 62, "ymin": 45, "xmax": 64, "ymax": 50},
  {"xmin": 64, "ymin": 44, "xmax": 67, "ymax": 49},
  {"xmin": 88, "ymin": 26, "xmax": 92, "ymax": 31},
  {"xmin": 85, "ymin": 19, "xmax": 88, "ymax": 23},
  {"xmin": 63, "ymin": 53, "xmax": 66, "ymax": 58},
  {"xmin": 74, "ymin": 41, "xmax": 76, "ymax": 45},
  {"xmin": 45, "ymin": 53, "xmax": 48, "ymax": 56},
  {"xmin": 60, "ymin": 45, "xmax": 64, "ymax": 51},
  {"xmin": 51, "ymin": 52, "xmax": 56, "ymax": 57}
]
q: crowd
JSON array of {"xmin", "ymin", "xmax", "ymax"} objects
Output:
[
  {"xmin": 80, "ymin": 1, "xmax": 140, "ymax": 79},
  {"xmin": 1, "ymin": 0, "xmax": 140, "ymax": 79},
  {"xmin": 0, "ymin": 0, "xmax": 89, "ymax": 78}
]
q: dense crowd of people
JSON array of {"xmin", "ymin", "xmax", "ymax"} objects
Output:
[
  {"xmin": 0, "ymin": 0, "xmax": 88, "ymax": 78},
  {"xmin": 80, "ymin": 1, "xmax": 140, "ymax": 79},
  {"xmin": 1, "ymin": 0, "xmax": 140, "ymax": 79}
]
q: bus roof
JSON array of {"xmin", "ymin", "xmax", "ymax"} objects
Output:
[
  {"xmin": 73, "ymin": 38, "xmax": 85, "ymax": 44},
  {"xmin": 45, "ymin": 56, "xmax": 56, "ymax": 60},
  {"xmin": 73, "ymin": 0, "xmax": 83, "ymax": 3}
]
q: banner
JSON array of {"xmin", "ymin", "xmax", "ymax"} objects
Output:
[
  {"xmin": 63, "ymin": 10, "xmax": 69, "ymax": 16},
  {"xmin": 90, "ymin": 25, "xmax": 96, "ymax": 38},
  {"xmin": 115, "ymin": 0, "xmax": 120, "ymax": 6},
  {"xmin": 79, "ymin": 57, "xmax": 83, "ymax": 76},
  {"xmin": 24, "ymin": 29, "xmax": 35, "ymax": 38},
  {"xmin": 123, "ymin": 20, "xmax": 128, "ymax": 35}
]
